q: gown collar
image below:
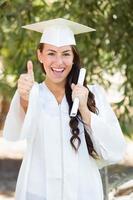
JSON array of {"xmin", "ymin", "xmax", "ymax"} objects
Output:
[{"xmin": 40, "ymin": 82, "xmax": 69, "ymax": 115}]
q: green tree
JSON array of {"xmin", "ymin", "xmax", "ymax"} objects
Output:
[{"xmin": 0, "ymin": 0, "xmax": 133, "ymax": 136}]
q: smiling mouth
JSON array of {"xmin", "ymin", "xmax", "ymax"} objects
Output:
[{"xmin": 51, "ymin": 67, "xmax": 65, "ymax": 73}]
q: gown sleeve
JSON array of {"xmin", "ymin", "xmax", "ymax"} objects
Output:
[
  {"xmin": 85, "ymin": 84, "xmax": 126, "ymax": 168},
  {"xmin": 3, "ymin": 82, "xmax": 39, "ymax": 142}
]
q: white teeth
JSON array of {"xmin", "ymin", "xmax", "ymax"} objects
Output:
[{"xmin": 52, "ymin": 68, "xmax": 64, "ymax": 72}]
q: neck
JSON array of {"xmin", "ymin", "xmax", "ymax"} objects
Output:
[{"xmin": 44, "ymin": 78, "xmax": 66, "ymax": 97}]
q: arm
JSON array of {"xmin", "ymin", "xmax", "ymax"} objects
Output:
[
  {"xmin": 84, "ymin": 84, "xmax": 126, "ymax": 167},
  {"xmin": 3, "ymin": 90, "xmax": 26, "ymax": 141},
  {"xmin": 79, "ymin": 105, "xmax": 91, "ymax": 127},
  {"xmin": 20, "ymin": 97, "xmax": 28, "ymax": 113},
  {"xmin": 3, "ymin": 83, "xmax": 39, "ymax": 141}
]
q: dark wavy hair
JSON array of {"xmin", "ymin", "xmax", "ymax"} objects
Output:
[{"xmin": 37, "ymin": 43, "xmax": 99, "ymax": 159}]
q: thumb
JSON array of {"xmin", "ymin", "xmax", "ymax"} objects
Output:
[
  {"xmin": 27, "ymin": 60, "xmax": 34, "ymax": 80},
  {"xmin": 71, "ymin": 83, "xmax": 75, "ymax": 90}
]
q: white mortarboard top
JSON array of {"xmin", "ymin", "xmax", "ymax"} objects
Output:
[{"xmin": 22, "ymin": 18, "xmax": 95, "ymax": 47}]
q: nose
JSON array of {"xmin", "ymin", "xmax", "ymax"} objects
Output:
[{"xmin": 55, "ymin": 55, "xmax": 63, "ymax": 65}]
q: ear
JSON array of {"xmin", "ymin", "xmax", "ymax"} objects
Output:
[{"xmin": 37, "ymin": 49, "xmax": 43, "ymax": 63}]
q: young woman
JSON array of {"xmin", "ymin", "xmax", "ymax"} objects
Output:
[{"xmin": 3, "ymin": 18, "xmax": 126, "ymax": 200}]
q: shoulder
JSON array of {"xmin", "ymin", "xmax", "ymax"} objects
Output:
[
  {"xmin": 31, "ymin": 82, "xmax": 47, "ymax": 94},
  {"xmin": 88, "ymin": 84, "xmax": 109, "ymax": 108},
  {"xmin": 28, "ymin": 82, "xmax": 43, "ymax": 101}
]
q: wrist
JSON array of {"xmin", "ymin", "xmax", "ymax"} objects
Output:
[
  {"xmin": 20, "ymin": 97, "xmax": 28, "ymax": 112},
  {"xmin": 79, "ymin": 104, "xmax": 88, "ymax": 114},
  {"xmin": 79, "ymin": 106, "xmax": 91, "ymax": 126}
]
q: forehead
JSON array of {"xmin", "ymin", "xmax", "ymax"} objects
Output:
[{"xmin": 43, "ymin": 43, "xmax": 72, "ymax": 52}]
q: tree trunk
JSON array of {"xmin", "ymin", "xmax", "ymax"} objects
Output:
[
  {"xmin": 0, "ymin": 96, "xmax": 9, "ymax": 132},
  {"xmin": 100, "ymin": 167, "xmax": 109, "ymax": 200}
]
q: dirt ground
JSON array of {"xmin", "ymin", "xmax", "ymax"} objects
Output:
[{"xmin": 0, "ymin": 137, "xmax": 133, "ymax": 200}]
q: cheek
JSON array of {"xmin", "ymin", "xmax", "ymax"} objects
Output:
[
  {"xmin": 42, "ymin": 58, "xmax": 52, "ymax": 70},
  {"xmin": 43, "ymin": 56, "xmax": 52, "ymax": 64},
  {"xmin": 64, "ymin": 58, "xmax": 73, "ymax": 67},
  {"xmin": 64, "ymin": 63, "xmax": 73, "ymax": 74}
]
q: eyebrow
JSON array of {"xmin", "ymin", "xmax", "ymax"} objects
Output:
[{"xmin": 46, "ymin": 49, "xmax": 72, "ymax": 53}]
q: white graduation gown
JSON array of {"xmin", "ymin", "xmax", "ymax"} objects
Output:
[{"xmin": 3, "ymin": 82, "xmax": 126, "ymax": 200}]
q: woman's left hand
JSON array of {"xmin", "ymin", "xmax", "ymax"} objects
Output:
[{"xmin": 71, "ymin": 83, "xmax": 89, "ymax": 112}]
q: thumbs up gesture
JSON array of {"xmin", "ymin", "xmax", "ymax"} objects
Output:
[{"xmin": 17, "ymin": 60, "xmax": 35, "ymax": 102}]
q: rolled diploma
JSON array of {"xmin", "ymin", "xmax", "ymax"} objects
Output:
[{"xmin": 70, "ymin": 68, "xmax": 86, "ymax": 117}]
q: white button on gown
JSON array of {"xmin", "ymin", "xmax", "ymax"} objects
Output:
[{"xmin": 3, "ymin": 82, "xmax": 126, "ymax": 200}]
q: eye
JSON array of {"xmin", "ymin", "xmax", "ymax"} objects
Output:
[
  {"xmin": 63, "ymin": 53, "xmax": 71, "ymax": 56},
  {"xmin": 48, "ymin": 52, "xmax": 55, "ymax": 56}
]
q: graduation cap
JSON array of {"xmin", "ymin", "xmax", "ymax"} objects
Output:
[{"xmin": 22, "ymin": 18, "xmax": 95, "ymax": 47}]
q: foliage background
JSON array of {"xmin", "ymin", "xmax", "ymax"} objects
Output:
[{"xmin": 0, "ymin": 0, "xmax": 133, "ymax": 136}]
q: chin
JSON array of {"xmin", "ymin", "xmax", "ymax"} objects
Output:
[{"xmin": 51, "ymin": 78, "xmax": 66, "ymax": 85}]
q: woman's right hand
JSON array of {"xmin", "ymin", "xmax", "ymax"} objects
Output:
[{"xmin": 17, "ymin": 60, "xmax": 35, "ymax": 102}]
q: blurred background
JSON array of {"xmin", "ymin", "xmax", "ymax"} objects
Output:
[{"xmin": 0, "ymin": 0, "xmax": 133, "ymax": 199}]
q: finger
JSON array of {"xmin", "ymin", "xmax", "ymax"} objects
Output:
[
  {"xmin": 18, "ymin": 85, "xmax": 33, "ymax": 92},
  {"xmin": 19, "ymin": 90, "xmax": 29, "ymax": 96},
  {"xmin": 19, "ymin": 75, "xmax": 34, "ymax": 83},
  {"xmin": 18, "ymin": 79, "xmax": 34, "ymax": 87},
  {"xmin": 27, "ymin": 60, "xmax": 34, "ymax": 80},
  {"xmin": 71, "ymin": 83, "xmax": 75, "ymax": 90}
]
